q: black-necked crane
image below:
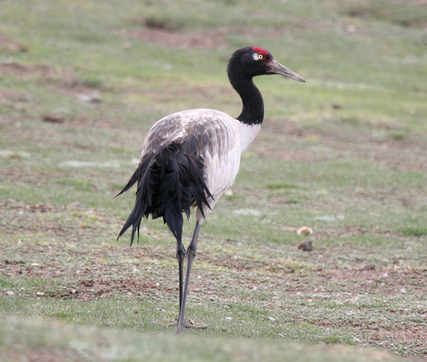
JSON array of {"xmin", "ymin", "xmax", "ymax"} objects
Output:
[{"xmin": 117, "ymin": 46, "xmax": 305, "ymax": 332}]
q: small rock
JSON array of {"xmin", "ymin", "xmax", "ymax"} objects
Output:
[
  {"xmin": 298, "ymin": 240, "xmax": 313, "ymax": 252},
  {"xmin": 233, "ymin": 209, "xmax": 261, "ymax": 216},
  {"xmin": 68, "ymin": 201, "xmax": 83, "ymax": 209},
  {"xmin": 42, "ymin": 114, "xmax": 65, "ymax": 124},
  {"xmin": 345, "ymin": 24, "xmax": 357, "ymax": 33},
  {"xmin": 78, "ymin": 92, "xmax": 102, "ymax": 103},
  {"xmin": 361, "ymin": 264, "xmax": 376, "ymax": 271}
]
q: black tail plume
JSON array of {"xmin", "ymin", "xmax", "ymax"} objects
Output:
[{"xmin": 117, "ymin": 138, "xmax": 212, "ymax": 245}]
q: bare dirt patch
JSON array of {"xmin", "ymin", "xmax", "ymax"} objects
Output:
[
  {"xmin": 343, "ymin": 0, "xmax": 427, "ymax": 29},
  {"xmin": 0, "ymin": 168, "xmax": 61, "ymax": 187},
  {"xmin": 0, "ymin": 61, "xmax": 110, "ymax": 104},
  {"xmin": 118, "ymin": 27, "xmax": 229, "ymax": 50},
  {"xmin": 0, "ymin": 199, "xmax": 70, "ymax": 235},
  {"xmin": 370, "ymin": 325, "xmax": 426, "ymax": 356},
  {"xmin": 118, "ymin": 24, "xmax": 310, "ymax": 51},
  {"xmin": 0, "ymin": 33, "xmax": 28, "ymax": 53},
  {"xmin": 66, "ymin": 116, "xmax": 123, "ymax": 129},
  {"xmin": 7, "ymin": 64, "xmax": 124, "ymax": 130},
  {"xmin": 1, "ymin": 243, "xmax": 177, "ymax": 301},
  {"xmin": 0, "ymin": 62, "xmax": 51, "ymax": 76},
  {"xmin": 318, "ymin": 267, "xmax": 426, "ymax": 296},
  {"xmin": 300, "ymin": 317, "xmax": 426, "ymax": 356},
  {"xmin": 0, "ymin": 199, "xmax": 176, "ymax": 301},
  {"xmin": 43, "ymin": 278, "xmax": 175, "ymax": 301},
  {"xmin": 0, "ymin": 88, "xmax": 29, "ymax": 103}
]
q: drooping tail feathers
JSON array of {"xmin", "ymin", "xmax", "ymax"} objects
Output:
[{"xmin": 116, "ymin": 139, "xmax": 212, "ymax": 245}]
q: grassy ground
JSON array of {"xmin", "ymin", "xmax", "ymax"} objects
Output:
[{"xmin": 0, "ymin": 0, "xmax": 426, "ymax": 360}]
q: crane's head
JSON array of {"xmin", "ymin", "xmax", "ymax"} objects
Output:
[{"xmin": 228, "ymin": 46, "xmax": 306, "ymax": 82}]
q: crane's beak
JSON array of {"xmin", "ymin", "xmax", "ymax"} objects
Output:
[{"xmin": 267, "ymin": 59, "xmax": 306, "ymax": 83}]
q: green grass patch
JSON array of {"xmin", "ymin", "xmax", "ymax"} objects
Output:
[
  {"xmin": 399, "ymin": 226, "xmax": 427, "ymax": 238},
  {"xmin": 57, "ymin": 178, "xmax": 96, "ymax": 191},
  {"xmin": 0, "ymin": 315, "xmax": 406, "ymax": 362},
  {"xmin": 79, "ymin": 76, "xmax": 105, "ymax": 89},
  {"xmin": 266, "ymin": 183, "xmax": 302, "ymax": 190}
]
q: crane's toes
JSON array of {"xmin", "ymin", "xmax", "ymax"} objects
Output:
[
  {"xmin": 169, "ymin": 319, "xmax": 207, "ymax": 330},
  {"xmin": 184, "ymin": 319, "xmax": 207, "ymax": 329}
]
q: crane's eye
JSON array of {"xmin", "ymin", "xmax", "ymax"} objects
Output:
[
  {"xmin": 252, "ymin": 52, "xmax": 267, "ymax": 61},
  {"xmin": 252, "ymin": 53, "xmax": 262, "ymax": 61}
]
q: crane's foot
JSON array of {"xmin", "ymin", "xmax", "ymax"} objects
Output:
[
  {"xmin": 183, "ymin": 319, "xmax": 208, "ymax": 329},
  {"xmin": 168, "ymin": 319, "xmax": 207, "ymax": 330}
]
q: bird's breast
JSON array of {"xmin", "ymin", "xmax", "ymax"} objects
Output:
[{"xmin": 238, "ymin": 122, "xmax": 261, "ymax": 152}]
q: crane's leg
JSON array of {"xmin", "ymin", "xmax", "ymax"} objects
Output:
[
  {"xmin": 176, "ymin": 220, "xmax": 201, "ymax": 333},
  {"xmin": 176, "ymin": 241, "xmax": 186, "ymax": 319}
]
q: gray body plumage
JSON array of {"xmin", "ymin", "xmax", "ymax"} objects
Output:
[{"xmin": 140, "ymin": 108, "xmax": 260, "ymax": 218}]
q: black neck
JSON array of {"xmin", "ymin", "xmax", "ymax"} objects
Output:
[{"xmin": 228, "ymin": 66, "xmax": 264, "ymax": 126}]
